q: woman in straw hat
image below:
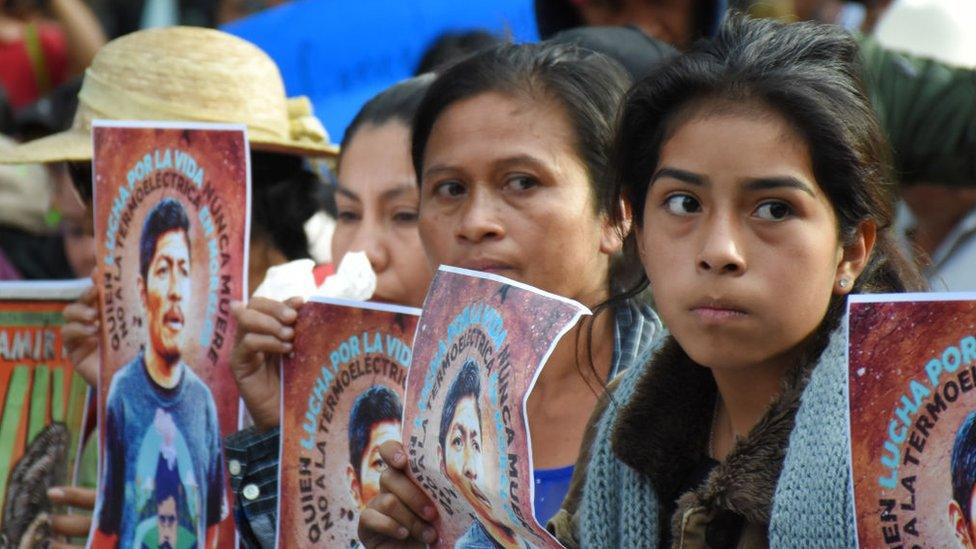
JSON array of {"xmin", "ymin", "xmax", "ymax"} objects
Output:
[{"xmin": 0, "ymin": 25, "xmax": 337, "ymax": 548}]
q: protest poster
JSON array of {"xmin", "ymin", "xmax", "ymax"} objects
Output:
[
  {"xmin": 90, "ymin": 121, "xmax": 249, "ymax": 548},
  {"xmin": 402, "ymin": 266, "xmax": 588, "ymax": 548},
  {"xmin": 0, "ymin": 279, "xmax": 91, "ymax": 546},
  {"xmin": 277, "ymin": 297, "xmax": 421, "ymax": 548},
  {"xmin": 848, "ymin": 293, "xmax": 976, "ymax": 547}
]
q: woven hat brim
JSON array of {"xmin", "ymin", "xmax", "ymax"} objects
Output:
[
  {"xmin": 0, "ymin": 129, "xmax": 91, "ymax": 164},
  {"xmin": 0, "ymin": 127, "xmax": 339, "ymax": 165}
]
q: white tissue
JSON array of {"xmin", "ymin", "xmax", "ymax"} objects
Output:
[
  {"xmin": 313, "ymin": 251, "xmax": 376, "ymax": 301},
  {"xmin": 252, "ymin": 259, "xmax": 318, "ymax": 301}
]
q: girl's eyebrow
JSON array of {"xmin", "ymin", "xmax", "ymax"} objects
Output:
[
  {"xmin": 650, "ymin": 167, "xmax": 705, "ymax": 186},
  {"xmin": 744, "ymin": 176, "xmax": 816, "ymax": 197}
]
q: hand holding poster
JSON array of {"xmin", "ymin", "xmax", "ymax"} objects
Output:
[
  {"xmin": 403, "ymin": 266, "xmax": 588, "ymax": 549},
  {"xmin": 848, "ymin": 294, "xmax": 976, "ymax": 547},
  {"xmin": 277, "ymin": 297, "xmax": 420, "ymax": 548},
  {"xmin": 0, "ymin": 280, "xmax": 91, "ymax": 547},
  {"xmin": 91, "ymin": 122, "xmax": 249, "ymax": 548}
]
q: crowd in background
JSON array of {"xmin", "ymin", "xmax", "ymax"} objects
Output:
[{"xmin": 1, "ymin": 0, "xmax": 975, "ymax": 547}]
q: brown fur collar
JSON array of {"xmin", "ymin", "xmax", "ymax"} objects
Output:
[{"xmin": 610, "ymin": 324, "xmax": 835, "ymax": 542}]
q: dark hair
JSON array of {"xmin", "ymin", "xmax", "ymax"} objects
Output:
[
  {"xmin": 250, "ymin": 151, "xmax": 328, "ymax": 261},
  {"xmin": 340, "ymin": 74, "xmax": 436, "ymax": 171},
  {"xmin": 438, "ymin": 360, "xmax": 481, "ymax": 459},
  {"xmin": 413, "ymin": 42, "xmax": 637, "ymax": 391},
  {"xmin": 609, "ymin": 15, "xmax": 925, "ymax": 304},
  {"xmin": 140, "ymin": 198, "xmax": 191, "ymax": 282},
  {"xmin": 953, "ymin": 412, "xmax": 976, "ymax": 519},
  {"xmin": 412, "ymin": 41, "xmax": 631, "ymax": 217},
  {"xmin": 348, "ymin": 385, "xmax": 402, "ymax": 479},
  {"xmin": 154, "ymin": 453, "xmax": 182, "ymax": 506},
  {"xmin": 415, "ymin": 30, "xmax": 506, "ymax": 75}
]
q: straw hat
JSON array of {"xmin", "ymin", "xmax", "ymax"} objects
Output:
[{"xmin": 0, "ymin": 26, "xmax": 338, "ymax": 164}]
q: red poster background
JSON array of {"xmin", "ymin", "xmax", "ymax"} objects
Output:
[
  {"xmin": 92, "ymin": 123, "xmax": 248, "ymax": 547},
  {"xmin": 278, "ymin": 298, "xmax": 420, "ymax": 548},
  {"xmin": 849, "ymin": 297, "xmax": 976, "ymax": 547}
]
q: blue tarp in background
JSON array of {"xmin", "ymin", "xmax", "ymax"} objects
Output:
[{"xmin": 224, "ymin": 0, "xmax": 539, "ymax": 144}]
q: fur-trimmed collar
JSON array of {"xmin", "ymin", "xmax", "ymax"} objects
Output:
[{"xmin": 610, "ymin": 322, "xmax": 836, "ymax": 542}]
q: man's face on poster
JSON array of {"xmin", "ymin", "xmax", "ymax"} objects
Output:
[
  {"xmin": 442, "ymin": 395, "xmax": 492, "ymax": 515},
  {"xmin": 351, "ymin": 419, "xmax": 401, "ymax": 509},
  {"xmin": 140, "ymin": 229, "xmax": 190, "ymax": 363},
  {"xmin": 157, "ymin": 495, "xmax": 178, "ymax": 549}
]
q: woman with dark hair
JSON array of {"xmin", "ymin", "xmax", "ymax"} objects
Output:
[
  {"xmin": 362, "ymin": 15, "xmax": 926, "ymax": 548},
  {"xmin": 225, "ymin": 74, "xmax": 437, "ymax": 547},
  {"xmin": 358, "ymin": 41, "xmax": 664, "ymax": 547}
]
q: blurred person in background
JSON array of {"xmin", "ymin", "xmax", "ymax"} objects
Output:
[
  {"xmin": 0, "ymin": 0, "xmax": 104, "ymax": 112},
  {"xmin": 874, "ymin": 0, "xmax": 976, "ymax": 291},
  {"xmin": 0, "ymin": 134, "xmax": 73, "ymax": 279},
  {"xmin": 0, "ymin": 25, "xmax": 337, "ymax": 547}
]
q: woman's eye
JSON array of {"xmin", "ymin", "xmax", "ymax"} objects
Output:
[
  {"xmin": 392, "ymin": 210, "xmax": 419, "ymax": 223},
  {"xmin": 506, "ymin": 175, "xmax": 537, "ymax": 192},
  {"xmin": 434, "ymin": 181, "xmax": 466, "ymax": 198},
  {"xmin": 663, "ymin": 193, "xmax": 701, "ymax": 215},
  {"xmin": 337, "ymin": 210, "xmax": 360, "ymax": 222},
  {"xmin": 754, "ymin": 201, "xmax": 793, "ymax": 221}
]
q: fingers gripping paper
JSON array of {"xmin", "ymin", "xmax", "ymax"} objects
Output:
[{"xmin": 403, "ymin": 266, "xmax": 588, "ymax": 549}]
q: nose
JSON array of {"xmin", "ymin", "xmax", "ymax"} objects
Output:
[
  {"xmin": 456, "ymin": 188, "xmax": 505, "ymax": 244},
  {"xmin": 463, "ymin": 445, "xmax": 478, "ymax": 481},
  {"xmin": 347, "ymin": 224, "xmax": 390, "ymax": 274},
  {"xmin": 697, "ymin": 212, "xmax": 746, "ymax": 275},
  {"xmin": 167, "ymin": 267, "xmax": 185, "ymax": 300}
]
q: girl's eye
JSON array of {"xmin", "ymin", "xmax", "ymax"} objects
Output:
[
  {"xmin": 663, "ymin": 193, "xmax": 701, "ymax": 215},
  {"xmin": 434, "ymin": 181, "xmax": 466, "ymax": 198},
  {"xmin": 392, "ymin": 210, "xmax": 419, "ymax": 224},
  {"xmin": 754, "ymin": 201, "xmax": 793, "ymax": 221},
  {"xmin": 505, "ymin": 175, "xmax": 537, "ymax": 192}
]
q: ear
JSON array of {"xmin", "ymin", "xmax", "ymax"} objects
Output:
[
  {"xmin": 346, "ymin": 464, "xmax": 362, "ymax": 509},
  {"xmin": 949, "ymin": 499, "xmax": 974, "ymax": 547},
  {"xmin": 599, "ymin": 199, "xmax": 631, "ymax": 256},
  {"xmin": 833, "ymin": 220, "xmax": 876, "ymax": 295}
]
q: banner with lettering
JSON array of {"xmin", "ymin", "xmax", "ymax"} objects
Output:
[
  {"xmin": 90, "ymin": 121, "xmax": 249, "ymax": 548},
  {"xmin": 0, "ymin": 280, "xmax": 91, "ymax": 546},
  {"xmin": 402, "ymin": 266, "xmax": 587, "ymax": 548},
  {"xmin": 277, "ymin": 297, "xmax": 421, "ymax": 548},
  {"xmin": 848, "ymin": 293, "xmax": 976, "ymax": 547}
]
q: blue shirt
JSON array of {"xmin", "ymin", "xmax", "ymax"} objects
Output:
[
  {"xmin": 533, "ymin": 465, "xmax": 574, "ymax": 525},
  {"xmin": 95, "ymin": 352, "xmax": 225, "ymax": 548}
]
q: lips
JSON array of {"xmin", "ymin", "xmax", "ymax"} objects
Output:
[
  {"xmin": 468, "ymin": 481, "xmax": 493, "ymax": 510},
  {"xmin": 163, "ymin": 308, "xmax": 184, "ymax": 330},
  {"xmin": 689, "ymin": 298, "xmax": 748, "ymax": 324},
  {"xmin": 457, "ymin": 258, "xmax": 515, "ymax": 276}
]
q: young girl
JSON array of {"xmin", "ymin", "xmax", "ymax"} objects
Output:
[{"xmin": 361, "ymin": 16, "xmax": 926, "ymax": 548}]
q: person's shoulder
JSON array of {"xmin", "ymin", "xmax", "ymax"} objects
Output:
[
  {"xmin": 177, "ymin": 363, "xmax": 219, "ymax": 414},
  {"xmin": 107, "ymin": 354, "xmax": 144, "ymax": 397}
]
